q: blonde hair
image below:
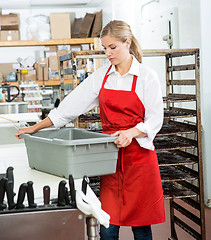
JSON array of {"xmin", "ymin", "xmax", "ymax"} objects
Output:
[{"xmin": 100, "ymin": 20, "xmax": 142, "ymax": 63}]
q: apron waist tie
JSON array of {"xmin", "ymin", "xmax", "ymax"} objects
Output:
[
  {"xmin": 103, "ymin": 130, "xmax": 126, "ymax": 205},
  {"xmin": 120, "ymin": 148, "xmax": 126, "ymax": 205}
]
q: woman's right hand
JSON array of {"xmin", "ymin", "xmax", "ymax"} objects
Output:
[
  {"xmin": 15, "ymin": 126, "xmax": 36, "ymax": 139},
  {"xmin": 15, "ymin": 117, "xmax": 54, "ymax": 139}
]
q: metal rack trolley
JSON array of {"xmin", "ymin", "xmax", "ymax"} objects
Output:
[
  {"xmin": 59, "ymin": 48, "xmax": 205, "ymax": 240},
  {"xmin": 150, "ymin": 49, "xmax": 205, "ymax": 240}
]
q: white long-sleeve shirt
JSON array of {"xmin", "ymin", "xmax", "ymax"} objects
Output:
[{"xmin": 48, "ymin": 56, "xmax": 164, "ymax": 150}]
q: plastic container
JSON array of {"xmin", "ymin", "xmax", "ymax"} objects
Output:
[
  {"xmin": 21, "ymin": 128, "xmax": 118, "ymax": 179},
  {"xmin": 26, "ymin": 15, "xmax": 51, "ymax": 42}
]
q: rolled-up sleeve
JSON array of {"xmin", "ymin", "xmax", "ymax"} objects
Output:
[{"xmin": 135, "ymin": 70, "xmax": 163, "ymax": 150}]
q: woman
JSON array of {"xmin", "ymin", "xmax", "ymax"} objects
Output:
[{"xmin": 16, "ymin": 20, "xmax": 165, "ymax": 239}]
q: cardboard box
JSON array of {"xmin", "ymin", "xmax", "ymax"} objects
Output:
[
  {"xmin": 0, "ymin": 63, "xmax": 16, "ymax": 80},
  {"xmin": 79, "ymin": 122, "xmax": 89, "ymax": 128},
  {"xmin": 71, "ymin": 18, "xmax": 83, "ymax": 38},
  {"xmin": 17, "ymin": 69, "xmax": 36, "ymax": 82},
  {"xmin": 45, "ymin": 52, "xmax": 57, "ymax": 58},
  {"xmin": 71, "ymin": 44, "xmax": 81, "ymax": 51},
  {"xmin": 0, "ymin": 14, "xmax": 19, "ymax": 30},
  {"xmin": 50, "ymin": 71, "xmax": 60, "ymax": 80},
  {"xmin": 37, "ymin": 58, "xmax": 48, "ymax": 81},
  {"xmin": 0, "ymin": 72, "xmax": 4, "ymax": 83},
  {"xmin": 57, "ymin": 45, "xmax": 70, "ymax": 51},
  {"xmin": 24, "ymin": 74, "xmax": 36, "ymax": 81},
  {"xmin": 44, "ymin": 46, "xmax": 57, "ymax": 58},
  {"xmin": 81, "ymin": 44, "xmax": 90, "ymax": 51},
  {"xmin": 0, "ymin": 30, "xmax": 19, "ymax": 40},
  {"xmin": 79, "ymin": 13, "xmax": 95, "ymax": 38},
  {"xmin": 44, "ymin": 46, "xmax": 57, "ymax": 52},
  {"xmin": 35, "ymin": 50, "xmax": 45, "ymax": 60},
  {"xmin": 57, "ymin": 50, "xmax": 68, "ymax": 57},
  {"xmin": 48, "ymin": 56, "xmax": 59, "ymax": 71},
  {"xmin": 17, "ymin": 70, "xmax": 27, "ymax": 81},
  {"xmin": 50, "ymin": 13, "xmax": 71, "ymax": 39},
  {"xmin": 91, "ymin": 10, "xmax": 102, "ymax": 37}
]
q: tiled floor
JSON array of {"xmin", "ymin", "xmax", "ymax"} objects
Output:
[{"xmin": 119, "ymin": 199, "xmax": 211, "ymax": 239}]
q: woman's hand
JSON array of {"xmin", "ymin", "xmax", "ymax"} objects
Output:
[
  {"xmin": 15, "ymin": 126, "xmax": 36, "ymax": 139},
  {"xmin": 15, "ymin": 117, "xmax": 53, "ymax": 139},
  {"xmin": 111, "ymin": 128, "xmax": 147, "ymax": 148}
]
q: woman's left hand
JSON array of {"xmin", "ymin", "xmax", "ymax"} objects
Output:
[{"xmin": 111, "ymin": 128, "xmax": 146, "ymax": 148}]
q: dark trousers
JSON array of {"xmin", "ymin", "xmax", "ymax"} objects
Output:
[{"xmin": 100, "ymin": 224, "xmax": 152, "ymax": 240}]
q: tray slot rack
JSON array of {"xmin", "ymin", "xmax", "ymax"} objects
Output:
[{"xmin": 153, "ymin": 49, "xmax": 205, "ymax": 240}]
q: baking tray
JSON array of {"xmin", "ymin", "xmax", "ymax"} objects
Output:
[
  {"xmin": 154, "ymin": 136, "xmax": 197, "ymax": 151},
  {"xmin": 164, "ymin": 108, "xmax": 197, "ymax": 119},
  {"xmin": 157, "ymin": 121, "xmax": 197, "ymax": 136},
  {"xmin": 160, "ymin": 166, "xmax": 198, "ymax": 182},
  {"xmin": 157, "ymin": 150, "xmax": 198, "ymax": 166},
  {"xmin": 21, "ymin": 128, "xmax": 118, "ymax": 179},
  {"xmin": 163, "ymin": 94, "xmax": 196, "ymax": 103},
  {"xmin": 79, "ymin": 113, "xmax": 101, "ymax": 122},
  {"xmin": 162, "ymin": 182, "xmax": 198, "ymax": 199}
]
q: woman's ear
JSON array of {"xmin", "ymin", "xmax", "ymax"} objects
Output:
[{"xmin": 125, "ymin": 39, "xmax": 131, "ymax": 49}]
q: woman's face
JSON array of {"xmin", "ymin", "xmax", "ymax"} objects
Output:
[{"xmin": 101, "ymin": 35, "xmax": 131, "ymax": 65}]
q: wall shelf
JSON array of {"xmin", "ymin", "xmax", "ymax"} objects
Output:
[
  {"xmin": 4, "ymin": 79, "xmax": 74, "ymax": 87},
  {"xmin": 0, "ymin": 38, "xmax": 97, "ymax": 47},
  {"xmin": 1, "ymin": 38, "xmax": 99, "ymax": 90}
]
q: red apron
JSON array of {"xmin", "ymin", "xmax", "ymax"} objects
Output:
[{"xmin": 99, "ymin": 66, "xmax": 165, "ymax": 226}]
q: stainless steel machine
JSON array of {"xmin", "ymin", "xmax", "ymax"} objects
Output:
[
  {"xmin": 0, "ymin": 209, "xmax": 86, "ymax": 240},
  {"xmin": 0, "ymin": 167, "xmax": 100, "ymax": 240}
]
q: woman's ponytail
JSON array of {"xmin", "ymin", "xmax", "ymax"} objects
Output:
[{"xmin": 130, "ymin": 34, "xmax": 142, "ymax": 63}]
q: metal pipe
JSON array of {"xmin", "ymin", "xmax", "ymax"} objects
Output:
[
  {"xmin": 86, "ymin": 217, "xmax": 99, "ymax": 240},
  {"xmin": 141, "ymin": 0, "xmax": 160, "ymax": 20}
]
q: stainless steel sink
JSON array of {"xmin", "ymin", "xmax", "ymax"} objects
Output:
[{"xmin": 0, "ymin": 102, "xmax": 28, "ymax": 114}]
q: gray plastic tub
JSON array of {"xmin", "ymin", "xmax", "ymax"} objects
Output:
[{"xmin": 21, "ymin": 128, "xmax": 118, "ymax": 179}]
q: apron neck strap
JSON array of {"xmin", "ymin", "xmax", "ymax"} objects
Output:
[
  {"xmin": 102, "ymin": 65, "xmax": 112, "ymax": 88},
  {"xmin": 131, "ymin": 75, "xmax": 138, "ymax": 92}
]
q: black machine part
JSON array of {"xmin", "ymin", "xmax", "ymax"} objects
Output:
[
  {"xmin": 27, "ymin": 181, "xmax": 37, "ymax": 208},
  {"xmin": 6, "ymin": 167, "xmax": 14, "ymax": 193},
  {"xmin": 5, "ymin": 180, "xmax": 16, "ymax": 210},
  {"xmin": 82, "ymin": 175, "xmax": 90, "ymax": 195},
  {"xmin": 68, "ymin": 174, "xmax": 76, "ymax": 207},
  {"xmin": 16, "ymin": 183, "xmax": 28, "ymax": 209},
  {"xmin": 2, "ymin": 85, "xmax": 20, "ymax": 102},
  {"xmin": 0, "ymin": 177, "xmax": 8, "ymax": 210},
  {"xmin": 43, "ymin": 185, "xmax": 50, "ymax": 205},
  {"xmin": 57, "ymin": 180, "xmax": 67, "ymax": 207}
]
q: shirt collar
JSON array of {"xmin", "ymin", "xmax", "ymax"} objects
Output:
[{"xmin": 107, "ymin": 55, "xmax": 140, "ymax": 77}]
